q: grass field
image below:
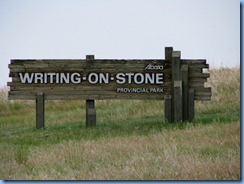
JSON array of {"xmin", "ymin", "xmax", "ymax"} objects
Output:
[{"xmin": 0, "ymin": 67, "xmax": 240, "ymax": 180}]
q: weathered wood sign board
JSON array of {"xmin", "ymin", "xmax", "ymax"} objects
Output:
[
  {"xmin": 8, "ymin": 47, "xmax": 211, "ymax": 128},
  {"xmin": 8, "ymin": 59, "xmax": 171, "ymax": 100}
]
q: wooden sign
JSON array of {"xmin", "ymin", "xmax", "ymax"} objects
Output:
[
  {"xmin": 7, "ymin": 47, "xmax": 211, "ymax": 128},
  {"xmin": 8, "ymin": 58, "xmax": 171, "ymax": 100}
]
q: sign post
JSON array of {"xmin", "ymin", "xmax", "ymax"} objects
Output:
[
  {"xmin": 8, "ymin": 47, "xmax": 211, "ymax": 128},
  {"xmin": 36, "ymin": 91, "xmax": 44, "ymax": 129},
  {"xmin": 85, "ymin": 55, "xmax": 96, "ymax": 127}
]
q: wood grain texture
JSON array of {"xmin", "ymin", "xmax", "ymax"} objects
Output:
[
  {"xmin": 9, "ymin": 59, "xmax": 170, "ymax": 100},
  {"xmin": 181, "ymin": 65, "xmax": 189, "ymax": 121},
  {"xmin": 36, "ymin": 92, "xmax": 44, "ymax": 129},
  {"xmin": 188, "ymin": 88, "xmax": 195, "ymax": 122},
  {"xmin": 8, "ymin": 58, "xmax": 211, "ymax": 101},
  {"xmin": 173, "ymin": 81, "xmax": 183, "ymax": 122},
  {"xmin": 164, "ymin": 95, "xmax": 172, "ymax": 122}
]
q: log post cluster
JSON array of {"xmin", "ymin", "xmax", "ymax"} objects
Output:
[{"xmin": 164, "ymin": 47, "xmax": 205, "ymax": 122}]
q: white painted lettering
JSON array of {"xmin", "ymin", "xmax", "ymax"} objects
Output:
[
  {"xmin": 99, "ymin": 73, "xmax": 109, "ymax": 84},
  {"xmin": 145, "ymin": 73, "xmax": 154, "ymax": 84},
  {"xmin": 116, "ymin": 73, "xmax": 126, "ymax": 84},
  {"xmin": 48, "ymin": 73, "xmax": 55, "ymax": 83},
  {"xmin": 55, "ymin": 73, "xmax": 59, "ymax": 83},
  {"xmin": 34, "ymin": 73, "xmax": 43, "ymax": 83},
  {"xmin": 126, "ymin": 73, "xmax": 134, "ymax": 84},
  {"xmin": 134, "ymin": 73, "xmax": 144, "ymax": 84},
  {"xmin": 88, "ymin": 73, "xmax": 99, "ymax": 84},
  {"xmin": 156, "ymin": 73, "xmax": 164, "ymax": 84},
  {"xmin": 60, "ymin": 73, "xmax": 69, "ymax": 83},
  {"xmin": 145, "ymin": 63, "xmax": 164, "ymax": 70},
  {"xmin": 71, "ymin": 73, "xmax": 81, "ymax": 84},
  {"xmin": 19, "ymin": 73, "xmax": 34, "ymax": 83}
]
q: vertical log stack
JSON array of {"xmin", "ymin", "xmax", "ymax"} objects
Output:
[{"xmin": 164, "ymin": 47, "xmax": 211, "ymax": 122}]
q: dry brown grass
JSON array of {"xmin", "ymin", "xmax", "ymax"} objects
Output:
[
  {"xmin": 207, "ymin": 67, "xmax": 239, "ymax": 104},
  {"xmin": 0, "ymin": 86, "xmax": 8, "ymax": 104},
  {"xmin": 196, "ymin": 66, "xmax": 240, "ymax": 116},
  {"xmin": 1, "ymin": 120, "xmax": 239, "ymax": 180}
]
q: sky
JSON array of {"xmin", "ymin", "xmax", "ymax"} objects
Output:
[{"xmin": 0, "ymin": 0, "xmax": 240, "ymax": 87}]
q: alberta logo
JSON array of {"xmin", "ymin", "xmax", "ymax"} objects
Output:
[{"xmin": 145, "ymin": 63, "xmax": 164, "ymax": 70}]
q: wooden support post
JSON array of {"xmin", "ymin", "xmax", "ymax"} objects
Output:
[
  {"xmin": 36, "ymin": 92, "xmax": 44, "ymax": 129},
  {"xmin": 164, "ymin": 47, "xmax": 173, "ymax": 122},
  {"xmin": 172, "ymin": 51, "xmax": 181, "ymax": 122},
  {"xmin": 188, "ymin": 88, "xmax": 195, "ymax": 122},
  {"xmin": 181, "ymin": 65, "xmax": 189, "ymax": 121},
  {"xmin": 86, "ymin": 55, "xmax": 96, "ymax": 127},
  {"xmin": 164, "ymin": 95, "xmax": 172, "ymax": 122},
  {"xmin": 174, "ymin": 81, "xmax": 183, "ymax": 122},
  {"xmin": 86, "ymin": 99, "xmax": 96, "ymax": 127},
  {"xmin": 165, "ymin": 47, "xmax": 173, "ymax": 60},
  {"xmin": 172, "ymin": 51, "xmax": 181, "ymax": 81}
]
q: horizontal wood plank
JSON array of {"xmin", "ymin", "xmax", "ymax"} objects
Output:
[{"xmin": 8, "ymin": 92, "xmax": 210, "ymax": 101}]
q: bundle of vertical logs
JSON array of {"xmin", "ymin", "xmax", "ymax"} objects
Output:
[{"xmin": 164, "ymin": 47, "xmax": 211, "ymax": 123}]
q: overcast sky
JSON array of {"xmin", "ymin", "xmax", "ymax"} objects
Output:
[{"xmin": 0, "ymin": 0, "xmax": 240, "ymax": 87}]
